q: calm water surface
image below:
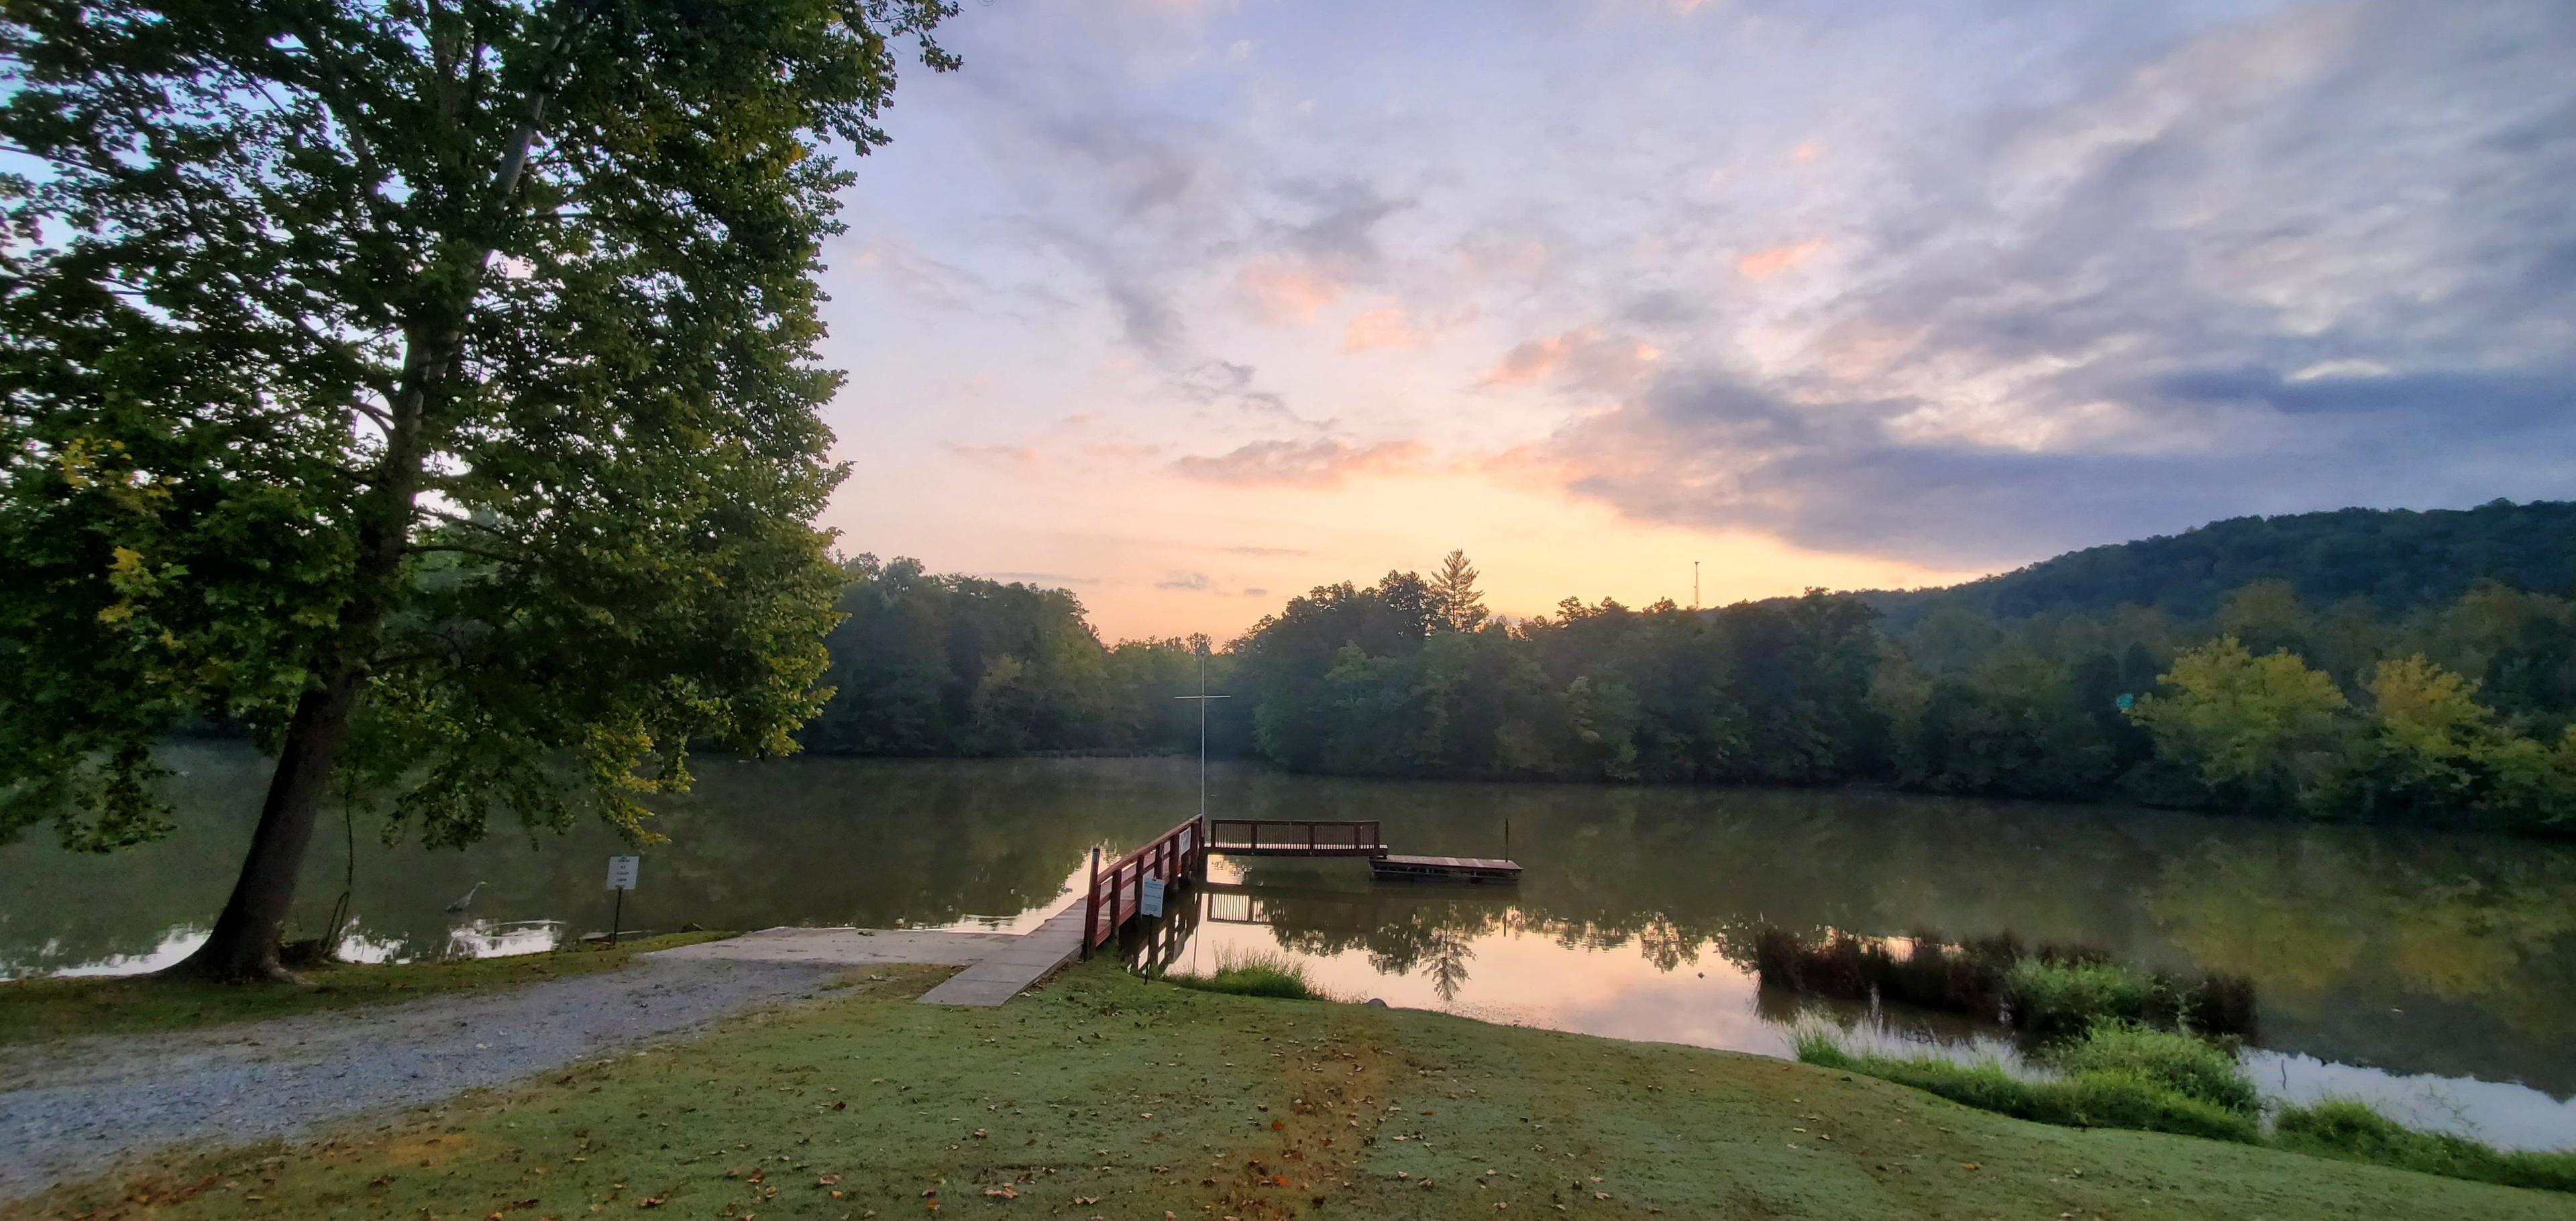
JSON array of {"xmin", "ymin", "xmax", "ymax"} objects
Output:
[{"xmin": 7, "ymin": 744, "xmax": 2574, "ymax": 1149}]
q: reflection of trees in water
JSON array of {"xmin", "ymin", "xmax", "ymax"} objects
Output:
[
  {"xmin": 12, "ymin": 749, "xmax": 2576, "ymax": 1096},
  {"xmin": 1226, "ymin": 783, "xmax": 2576, "ymax": 1096},
  {"xmin": 3, "ymin": 746, "xmax": 1215, "ymax": 973}
]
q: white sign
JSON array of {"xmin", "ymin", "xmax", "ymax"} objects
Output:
[
  {"xmin": 1140, "ymin": 875, "xmax": 1166, "ymax": 918},
  {"xmin": 606, "ymin": 855, "xmax": 641, "ymax": 891}
]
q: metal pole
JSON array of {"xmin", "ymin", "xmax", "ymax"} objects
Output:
[
  {"xmin": 610, "ymin": 887, "xmax": 623, "ymax": 948},
  {"xmin": 1197, "ymin": 649, "xmax": 1208, "ymax": 825}
]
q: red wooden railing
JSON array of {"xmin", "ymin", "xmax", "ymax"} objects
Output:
[
  {"xmin": 1205, "ymin": 818, "xmax": 1386, "ymax": 857},
  {"xmin": 1080, "ymin": 816, "xmax": 1206, "ymax": 953}
]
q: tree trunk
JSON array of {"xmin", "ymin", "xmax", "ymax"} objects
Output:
[
  {"xmin": 158, "ymin": 51, "xmax": 552, "ymax": 981},
  {"xmin": 164, "ymin": 323, "xmax": 453, "ymax": 981},
  {"xmin": 164, "ymin": 679, "xmax": 364, "ymax": 981}
]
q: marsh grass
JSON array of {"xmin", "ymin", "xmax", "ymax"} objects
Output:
[
  {"xmin": 2049, "ymin": 1021, "xmax": 2260, "ymax": 1115},
  {"xmin": 1752, "ymin": 925, "xmax": 2256, "ymax": 1039},
  {"xmin": 1794, "ymin": 1026, "xmax": 2262, "ymax": 1145},
  {"xmin": 2274, "ymin": 1100, "xmax": 2576, "ymax": 1194},
  {"xmin": 1160, "ymin": 948, "xmax": 1320, "ymax": 1000},
  {"xmin": 1801, "ymin": 1026, "xmax": 2575, "ymax": 1196}
]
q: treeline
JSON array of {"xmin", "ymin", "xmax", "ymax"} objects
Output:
[
  {"xmin": 1226, "ymin": 567, "xmax": 2575, "ymax": 832},
  {"xmin": 800, "ymin": 555, "xmax": 1216, "ymax": 757},
  {"xmin": 1866, "ymin": 499, "xmax": 2576, "ymax": 627},
  {"xmin": 802, "ymin": 552, "xmax": 2576, "ymax": 834}
]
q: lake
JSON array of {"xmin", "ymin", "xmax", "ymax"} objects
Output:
[{"xmin": 7, "ymin": 743, "xmax": 2574, "ymax": 1150}]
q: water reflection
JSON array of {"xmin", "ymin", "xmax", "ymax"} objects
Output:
[
  {"xmin": 6, "ymin": 745, "xmax": 2574, "ymax": 1147},
  {"xmin": 1146, "ymin": 861, "xmax": 2576, "ymax": 1151}
]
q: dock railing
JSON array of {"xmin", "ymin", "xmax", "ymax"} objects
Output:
[
  {"xmin": 1205, "ymin": 818, "xmax": 1387, "ymax": 857},
  {"xmin": 1080, "ymin": 816, "xmax": 1205, "ymax": 954}
]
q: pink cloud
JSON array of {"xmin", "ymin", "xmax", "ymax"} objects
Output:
[
  {"xmin": 1479, "ymin": 325, "xmax": 1662, "ymax": 389},
  {"xmin": 1169, "ymin": 437, "xmax": 1426, "ymax": 486},
  {"xmin": 1342, "ymin": 305, "xmax": 1421, "ymax": 352},
  {"xmin": 1235, "ymin": 259, "xmax": 1344, "ymax": 325},
  {"xmin": 1737, "ymin": 238, "xmax": 1825, "ymax": 279},
  {"xmin": 940, "ymin": 442, "xmax": 1040, "ymax": 469}
]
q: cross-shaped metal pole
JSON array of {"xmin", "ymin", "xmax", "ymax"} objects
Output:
[{"xmin": 1172, "ymin": 648, "xmax": 1232, "ymax": 823}]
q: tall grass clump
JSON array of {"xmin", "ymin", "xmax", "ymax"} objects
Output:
[
  {"xmin": 2006, "ymin": 959, "xmax": 2159, "ymax": 1039},
  {"xmin": 1803, "ymin": 1026, "xmax": 2576, "ymax": 1196},
  {"xmin": 2049, "ymin": 1021, "xmax": 2258, "ymax": 1116},
  {"xmin": 1750, "ymin": 925, "xmax": 2256, "ymax": 1040},
  {"xmin": 1161, "ymin": 949, "xmax": 1318, "ymax": 1000},
  {"xmin": 2275, "ymin": 1100, "xmax": 2576, "ymax": 1194},
  {"xmin": 1793, "ymin": 1027, "xmax": 2259, "ymax": 1144}
]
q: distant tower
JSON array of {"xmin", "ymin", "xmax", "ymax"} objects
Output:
[{"xmin": 1693, "ymin": 561, "xmax": 1700, "ymax": 610}]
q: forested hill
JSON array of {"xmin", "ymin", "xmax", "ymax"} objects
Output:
[{"xmin": 1864, "ymin": 500, "xmax": 2576, "ymax": 630}]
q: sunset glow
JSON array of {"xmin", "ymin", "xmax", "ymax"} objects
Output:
[{"xmin": 811, "ymin": 1, "xmax": 2575, "ymax": 641}]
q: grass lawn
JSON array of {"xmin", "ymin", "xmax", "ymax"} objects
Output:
[
  {"xmin": 13, "ymin": 959, "xmax": 2572, "ymax": 1221},
  {"xmin": 0, "ymin": 931, "xmax": 732, "ymax": 1046}
]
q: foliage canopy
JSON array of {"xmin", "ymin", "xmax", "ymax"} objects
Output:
[{"xmin": 0, "ymin": 0, "xmax": 957, "ymax": 973}]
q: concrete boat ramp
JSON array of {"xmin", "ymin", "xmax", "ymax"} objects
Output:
[{"xmin": 651, "ymin": 905, "xmax": 1091, "ymax": 1007}]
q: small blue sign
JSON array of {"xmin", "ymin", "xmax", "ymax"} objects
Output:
[
  {"xmin": 1140, "ymin": 875, "xmax": 1167, "ymax": 918},
  {"xmin": 2114, "ymin": 693, "xmax": 2136, "ymax": 712}
]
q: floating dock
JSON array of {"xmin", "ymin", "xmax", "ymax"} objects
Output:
[
  {"xmin": 1201, "ymin": 819, "xmax": 1519, "ymax": 884},
  {"xmin": 1368, "ymin": 854, "xmax": 1522, "ymax": 883}
]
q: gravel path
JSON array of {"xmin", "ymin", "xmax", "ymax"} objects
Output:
[{"xmin": 0, "ymin": 955, "xmax": 842, "ymax": 1204}]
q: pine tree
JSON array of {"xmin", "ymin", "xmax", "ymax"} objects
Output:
[{"xmin": 1432, "ymin": 550, "xmax": 1489, "ymax": 633}]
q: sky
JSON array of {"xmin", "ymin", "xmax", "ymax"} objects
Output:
[{"xmin": 812, "ymin": 0, "xmax": 2576, "ymax": 642}]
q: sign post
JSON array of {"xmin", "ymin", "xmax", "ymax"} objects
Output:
[
  {"xmin": 606, "ymin": 855, "xmax": 641, "ymax": 946},
  {"xmin": 1141, "ymin": 873, "xmax": 1166, "ymax": 919}
]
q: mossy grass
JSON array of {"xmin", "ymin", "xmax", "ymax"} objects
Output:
[
  {"xmin": 2275, "ymin": 1100, "xmax": 2576, "ymax": 1195},
  {"xmin": 19, "ymin": 959, "xmax": 2567, "ymax": 1221},
  {"xmin": 0, "ymin": 931, "xmax": 732, "ymax": 1046},
  {"xmin": 1159, "ymin": 947, "xmax": 1319, "ymax": 999}
]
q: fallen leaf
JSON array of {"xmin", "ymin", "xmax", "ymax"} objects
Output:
[
  {"xmin": 635, "ymin": 1198, "xmax": 665, "ymax": 1210},
  {"xmin": 1960, "ymin": 1163, "xmax": 1980, "ymax": 1171}
]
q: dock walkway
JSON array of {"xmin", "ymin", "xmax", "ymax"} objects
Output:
[
  {"xmin": 916, "ymin": 904, "xmax": 1091, "ymax": 1006},
  {"xmin": 649, "ymin": 914, "xmax": 1087, "ymax": 1008}
]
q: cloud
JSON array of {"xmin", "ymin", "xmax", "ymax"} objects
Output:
[
  {"xmin": 978, "ymin": 571, "xmax": 1099, "ymax": 586},
  {"xmin": 1236, "ymin": 259, "xmax": 1344, "ymax": 325},
  {"xmin": 941, "ymin": 443, "xmax": 1040, "ymax": 468},
  {"xmin": 1502, "ymin": 2, "xmax": 2576, "ymax": 566},
  {"xmin": 1242, "ymin": 587, "xmax": 1269, "ymax": 596},
  {"xmin": 1170, "ymin": 437, "xmax": 1427, "ymax": 487},
  {"xmin": 1156, "ymin": 571, "xmax": 1216, "ymax": 591},
  {"xmin": 1517, "ymin": 361, "xmax": 2576, "ymax": 568},
  {"xmin": 1342, "ymin": 305, "xmax": 1421, "ymax": 352},
  {"xmin": 1479, "ymin": 325, "xmax": 1662, "ymax": 390},
  {"xmin": 1223, "ymin": 545, "xmax": 1309, "ymax": 557},
  {"xmin": 1735, "ymin": 238, "xmax": 1824, "ymax": 280},
  {"xmin": 830, "ymin": 0, "xmax": 2576, "ymax": 608}
]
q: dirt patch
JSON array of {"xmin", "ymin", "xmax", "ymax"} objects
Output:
[{"xmin": 1199, "ymin": 1007, "xmax": 1400, "ymax": 1218}]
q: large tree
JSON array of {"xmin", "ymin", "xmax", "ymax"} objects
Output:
[{"xmin": 0, "ymin": 0, "xmax": 957, "ymax": 978}]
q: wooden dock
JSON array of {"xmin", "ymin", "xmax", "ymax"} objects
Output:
[
  {"xmin": 1203, "ymin": 819, "xmax": 1519, "ymax": 884},
  {"xmin": 1368, "ymin": 854, "xmax": 1522, "ymax": 883}
]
